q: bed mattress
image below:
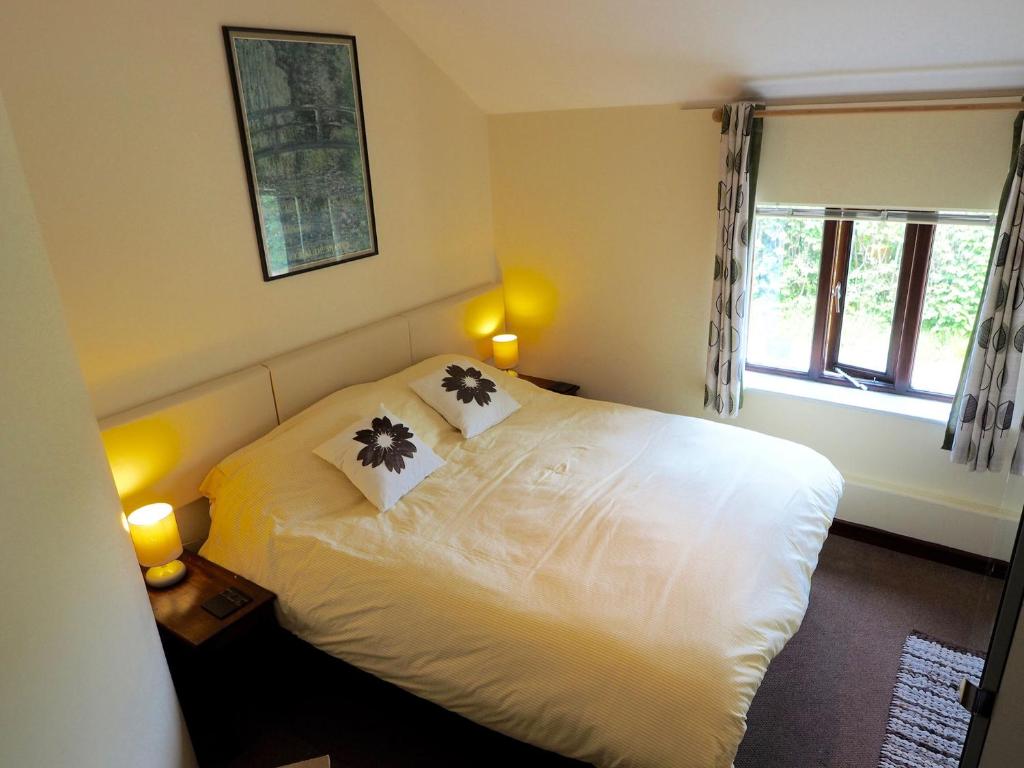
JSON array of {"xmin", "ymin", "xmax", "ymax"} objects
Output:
[{"xmin": 200, "ymin": 355, "xmax": 843, "ymax": 767}]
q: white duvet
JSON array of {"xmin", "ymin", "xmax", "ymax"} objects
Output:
[{"xmin": 200, "ymin": 355, "xmax": 843, "ymax": 768}]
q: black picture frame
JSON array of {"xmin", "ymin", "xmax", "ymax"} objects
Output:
[{"xmin": 223, "ymin": 26, "xmax": 379, "ymax": 282}]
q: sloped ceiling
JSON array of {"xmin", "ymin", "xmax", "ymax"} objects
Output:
[{"xmin": 373, "ymin": 0, "xmax": 1024, "ymax": 114}]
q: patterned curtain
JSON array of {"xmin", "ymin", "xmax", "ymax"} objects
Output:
[
  {"xmin": 946, "ymin": 111, "xmax": 1024, "ymax": 473},
  {"xmin": 704, "ymin": 102, "xmax": 763, "ymax": 416}
]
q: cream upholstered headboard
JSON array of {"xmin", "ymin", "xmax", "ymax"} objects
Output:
[
  {"xmin": 264, "ymin": 282, "xmax": 504, "ymax": 421},
  {"xmin": 265, "ymin": 316, "xmax": 412, "ymax": 422},
  {"xmin": 98, "ymin": 365, "xmax": 279, "ymax": 524},
  {"xmin": 99, "ymin": 282, "xmax": 504, "ymax": 541},
  {"xmin": 405, "ymin": 282, "xmax": 506, "ymax": 362}
]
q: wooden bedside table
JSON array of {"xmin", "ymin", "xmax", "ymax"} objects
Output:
[
  {"xmin": 518, "ymin": 373, "xmax": 581, "ymax": 396},
  {"xmin": 146, "ymin": 549, "xmax": 276, "ymax": 652},
  {"xmin": 146, "ymin": 550, "xmax": 278, "ymax": 764}
]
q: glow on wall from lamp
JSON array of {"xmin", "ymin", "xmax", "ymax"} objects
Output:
[
  {"xmin": 461, "ymin": 288, "xmax": 507, "ymax": 359},
  {"xmin": 100, "ymin": 417, "xmax": 181, "ymax": 509},
  {"xmin": 502, "ymin": 266, "xmax": 557, "ymax": 337}
]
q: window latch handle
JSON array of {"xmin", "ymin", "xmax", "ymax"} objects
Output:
[
  {"xmin": 833, "ymin": 282, "xmax": 843, "ymax": 313},
  {"xmin": 834, "ymin": 366, "xmax": 868, "ymax": 391}
]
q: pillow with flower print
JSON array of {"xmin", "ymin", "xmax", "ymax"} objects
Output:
[
  {"xmin": 409, "ymin": 361, "xmax": 520, "ymax": 439},
  {"xmin": 313, "ymin": 407, "xmax": 444, "ymax": 512}
]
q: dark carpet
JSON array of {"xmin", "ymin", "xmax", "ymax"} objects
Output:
[
  {"xmin": 735, "ymin": 536, "xmax": 1001, "ymax": 768},
  {"xmin": 877, "ymin": 632, "xmax": 984, "ymax": 768},
  {"xmin": 208, "ymin": 535, "xmax": 1003, "ymax": 768}
]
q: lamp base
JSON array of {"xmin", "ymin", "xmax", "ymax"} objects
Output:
[
  {"xmin": 144, "ymin": 559, "xmax": 187, "ymax": 588},
  {"xmin": 503, "ymin": 369, "xmax": 519, "ymax": 377}
]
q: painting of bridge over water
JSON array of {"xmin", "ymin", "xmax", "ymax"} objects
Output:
[{"xmin": 224, "ymin": 27, "xmax": 377, "ymax": 281}]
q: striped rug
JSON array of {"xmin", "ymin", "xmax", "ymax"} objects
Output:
[{"xmin": 878, "ymin": 631, "xmax": 985, "ymax": 768}]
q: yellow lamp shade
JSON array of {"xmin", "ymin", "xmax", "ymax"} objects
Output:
[
  {"xmin": 492, "ymin": 333, "xmax": 519, "ymax": 370},
  {"xmin": 126, "ymin": 502, "xmax": 183, "ymax": 568}
]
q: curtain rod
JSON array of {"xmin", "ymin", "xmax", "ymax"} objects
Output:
[{"xmin": 710, "ymin": 100, "xmax": 1023, "ymax": 123}]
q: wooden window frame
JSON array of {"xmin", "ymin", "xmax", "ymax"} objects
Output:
[{"xmin": 747, "ymin": 217, "xmax": 952, "ymax": 402}]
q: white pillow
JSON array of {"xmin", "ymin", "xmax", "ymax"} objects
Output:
[
  {"xmin": 313, "ymin": 407, "xmax": 444, "ymax": 512},
  {"xmin": 410, "ymin": 361, "xmax": 520, "ymax": 438}
]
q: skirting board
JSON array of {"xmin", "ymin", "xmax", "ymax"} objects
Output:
[
  {"xmin": 830, "ymin": 519, "xmax": 1008, "ymax": 578},
  {"xmin": 837, "ymin": 480, "xmax": 1020, "ymax": 562}
]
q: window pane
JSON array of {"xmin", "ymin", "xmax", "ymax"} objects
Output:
[
  {"xmin": 746, "ymin": 216, "xmax": 824, "ymax": 372},
  {"xmin": 912, "ymin": 223, "xmax": 994, "ymax": 395},
  {"xmin": 836, "ymin": 221, "xmax": 906, "ymax": 373}
]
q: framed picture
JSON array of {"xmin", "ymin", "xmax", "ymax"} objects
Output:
[{"xmin": 223, "ymin": 27, "xmax": 378, "ymax": 281}]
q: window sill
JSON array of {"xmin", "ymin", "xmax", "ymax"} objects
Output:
[{"xmin": 744, "ymin": 370, "xmax": 952, "ymax": 424}]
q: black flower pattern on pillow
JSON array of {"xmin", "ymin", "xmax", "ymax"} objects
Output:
[
  {"xmin": 353, "ymin": 416, "xmax": 417, "ymax": 473},
  {"xmin": 441, "ymin": 364, "xmax": 496, "ymax": 406}
]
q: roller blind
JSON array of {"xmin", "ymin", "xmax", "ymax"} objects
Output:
[{"xmin": 756, "ymin": 109, "xmax": 1017, "ymax": 212}]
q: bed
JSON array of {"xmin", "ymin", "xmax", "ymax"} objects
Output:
[{"xmin": 198, "ymin": 353, "xmax": 843, "ymax": 768}]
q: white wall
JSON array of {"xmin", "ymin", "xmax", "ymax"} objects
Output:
[
  {"xmin": 490, "ymin": 103, "xmax": 1021, "ymax": 558},
  {"xmin": 0, "ymin": 0, "xmax": 496, "ymax": 418},
  {"xmin": 491, "ymin": 105, "xmax": 719, "ymax": 413},
  {"xmin": 732, "ymin": 388, "xmax": 1021, "ymax": 558},
  {"xmin": 0, "ymin": 90, "xmax": 195, "ymax": 768}
]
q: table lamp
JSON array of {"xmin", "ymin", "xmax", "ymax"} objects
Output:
[
  {"xmin": 126, "ymin": 502, "xmax": 187, "ymax": 588},
  {"xmin": 492, "ymin": 333, "xmax": 519, "ymax": 376}
]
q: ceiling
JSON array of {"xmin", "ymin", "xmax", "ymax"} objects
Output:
[{"xmin": 373, "ymin": 0, "xmax": 1024, "ymax": 114}]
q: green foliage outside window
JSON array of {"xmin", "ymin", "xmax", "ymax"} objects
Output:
[
  {"xmin": 751, "ymin": 217, "xmax": 992, "ymax": 345},
  {"xmin": 921, "ymin": 225, "xmax": 992, "ymax": 342},
  {"xmin": 750, "ymin": 217, "xmax": 823, "ymax": 321}
]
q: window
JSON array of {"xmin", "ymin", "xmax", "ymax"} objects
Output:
[{"xmin": 746, "ymin": 207, "xmax": 995, "ymax": 400}]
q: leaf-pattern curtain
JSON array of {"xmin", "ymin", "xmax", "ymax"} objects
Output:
[
  {"xmin": 704, "ymin": 102, "xmax": 763, "ymax": 416},
  {"xmin": 946, "ymin": 111, "xmax": 1024, "ymax": 473}
]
